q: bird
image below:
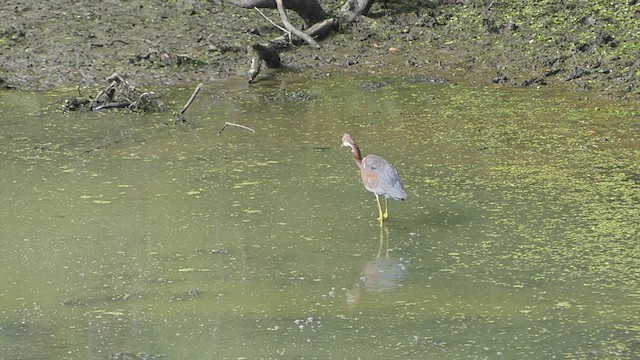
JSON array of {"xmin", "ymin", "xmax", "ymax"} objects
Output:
[{"xmin": 342, "ymin": 133, "xmax": 407, "ymax": 225}]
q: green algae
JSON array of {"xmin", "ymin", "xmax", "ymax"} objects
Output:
[{"xmin": 1, "ymin": 76, "xmax": 638, "ymax": 358}]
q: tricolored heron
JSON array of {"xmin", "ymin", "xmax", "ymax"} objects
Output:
[{"xmin": 342, "ymin": 133, "xmax": 407, "ymax": 225}]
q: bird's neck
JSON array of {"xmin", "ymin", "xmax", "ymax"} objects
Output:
[{"xmin": 350, "ymin": 145, "xmax": 363, "ymax": 168}]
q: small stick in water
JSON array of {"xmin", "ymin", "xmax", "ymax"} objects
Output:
[
  {"xmin": 176, "ymin": 83, "xmax": 203, "ymax": 124},
  {"xmin": 218, "ymin": 122, "xmax": 256, "ymax": 135}
]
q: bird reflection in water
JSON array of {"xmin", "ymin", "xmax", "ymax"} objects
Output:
[{"xmin": 347, "ymin": 226, "xmax": 408, "ymax": 308}]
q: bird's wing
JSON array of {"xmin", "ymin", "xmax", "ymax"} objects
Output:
[{"xmin": 363, "ymin": 155, "xmax": 407, "ymax": 200}]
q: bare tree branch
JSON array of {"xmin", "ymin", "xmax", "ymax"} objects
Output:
[{"xmin": 275, "ymin": 0, "xmax": 319, "ymax": 48}]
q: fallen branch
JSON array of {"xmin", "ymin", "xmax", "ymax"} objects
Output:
[
  {"xmin": 176, "ymin": 83, "xmax": 203, "ymax": 124},
  {"xmin": 245, "ymin": 18, "xmax": 337, "ymax": 83},
  {"xmin": 275, "ymin": 0, "xmax": 319, "ymax": 48},
  {"xmin": 227, "ymin": 0, "xmax": 344, "ymax": 83},
  {"xmin": 218, "ymin": 121, "xmax": 256, "ymax": 134}
]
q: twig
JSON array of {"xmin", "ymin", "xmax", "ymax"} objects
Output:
[
  {"xmin": 176, "ymin": 83, "xmax": 203, "ymax": 123},
  {"xmin": 218, "ymin": 121, "xmax": 256, "ymax": 135},
  {"xmin": 254, "ymin": 7, "xmax": 290, "ymax": 36}
]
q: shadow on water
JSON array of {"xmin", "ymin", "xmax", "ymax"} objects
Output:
[{"xmin": 0, "ymin": 74, "xmax": 638, "ymax": 358}]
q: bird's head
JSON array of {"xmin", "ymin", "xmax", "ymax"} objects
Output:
[{"xmin": 342, "ymin": 133, "xmax": 354, "ymax": 148}]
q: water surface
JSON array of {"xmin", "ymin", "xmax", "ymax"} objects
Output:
[{"xmin": 1, "ymin": 75, "xmax": 638, "ymax": 359}]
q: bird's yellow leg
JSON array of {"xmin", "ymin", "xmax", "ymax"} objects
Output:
[
  {"xmin": 375, "ymin": 194, "xmax": 385, "ymax": 225},
  {"xmin": 383, "ymin": 197, "xmax": 389, "ymax": 220}
]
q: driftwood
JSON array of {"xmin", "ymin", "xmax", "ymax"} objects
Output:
[
  {"xmin": 246, "ymin": 0, "xmax": 316, "ymax": 83},
  {"xmin": 222, "ymin": 0, "xmax": 371, "ymax": 83},
  {"xmin": 63, "ymin": 73, "xmax": 165, "ymax": 112},
  {"xmin": 246, "ymin": 17, "xmax": 339, "ymax": 83},
  {"xmin": 275, "ymin": 0, "xmax": 319, "ymax": 48}
]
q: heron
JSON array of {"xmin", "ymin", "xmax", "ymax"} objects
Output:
[{"xmin": 342, "ymin": 133, "xmax": 407, "ymax": 225}]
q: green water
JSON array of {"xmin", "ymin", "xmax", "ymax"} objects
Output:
[{"xmin": 0, "ymin": 75, "xmax": 638, "ymax": 359}]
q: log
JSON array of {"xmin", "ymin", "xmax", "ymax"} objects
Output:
[{"xmin": 224, "ymin": 0, "xmax": 328, "ymax": 27}]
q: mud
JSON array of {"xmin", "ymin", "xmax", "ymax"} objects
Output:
[{"xmin": 1, "ymin": 1, "xmax": 639, "ymax": 100}]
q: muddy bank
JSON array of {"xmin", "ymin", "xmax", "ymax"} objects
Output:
[{"xmin": 1, "ymin": 1, "xmax": 639, "ymax": 100}]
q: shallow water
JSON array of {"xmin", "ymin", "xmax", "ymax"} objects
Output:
[{"xmin": 0, "ymin": 74, "xmax": 638, "ymax": 359}]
